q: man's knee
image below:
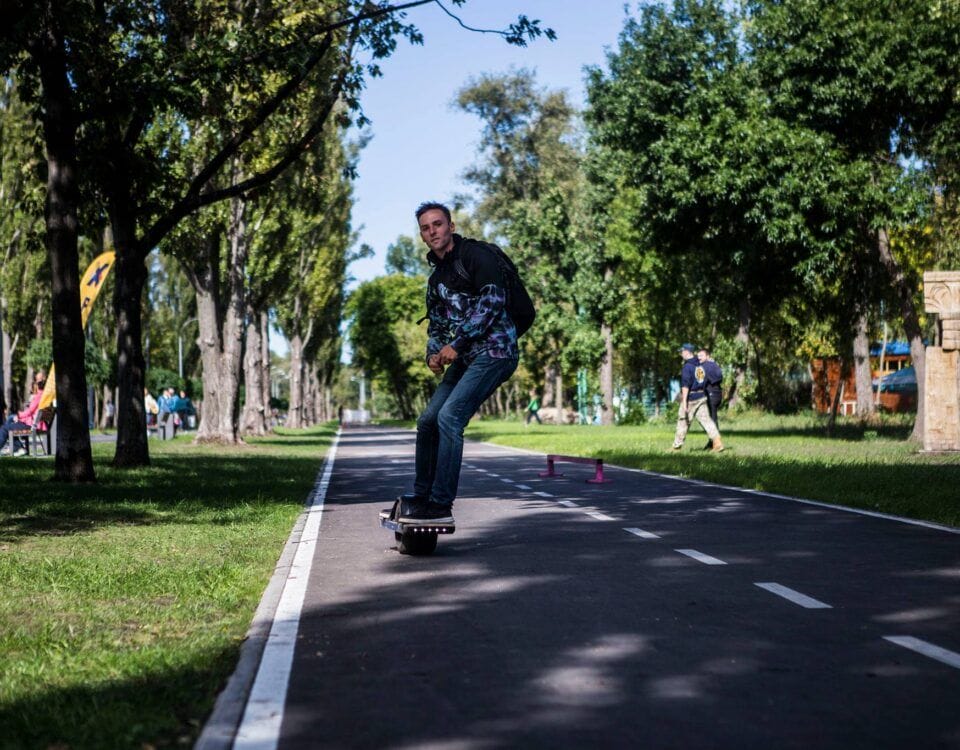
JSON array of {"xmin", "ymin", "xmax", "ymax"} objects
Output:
[
  {"xmin": 416, "ymin": 411, "xmax": 437, "ymax": 433},
  {"xmin": 436, "ymin": 403, "xmax": 467, "ymax": 436}
]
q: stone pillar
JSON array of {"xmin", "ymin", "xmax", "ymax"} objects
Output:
[{"xmin": 922, "ymin": 272, "xmax": 960, "ymax": 451}]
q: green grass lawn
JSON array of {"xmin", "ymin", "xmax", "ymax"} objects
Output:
[
  {"xmin": 0, "ymin": 425, "xmax": 335, "ymax": 750},
  {"xmin": 465, "ymin": 411, "xmax": 960, "ymax": 528}
]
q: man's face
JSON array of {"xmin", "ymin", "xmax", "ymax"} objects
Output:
[
  {"xmin": 697, "ymin": 350, "xmax": 708, "ymax": 362},
  {"xmin": 418, "ymin": 209, "xmax": 455, "ymax": 257},
  {"xmin": 681, "ymin": 350, "xmax": 693, "ymax": 361}
]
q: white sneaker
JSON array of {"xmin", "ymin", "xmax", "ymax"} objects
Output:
[{"xmin": 13, "ymin": 447, "xmax": 28, "ymax": 457}]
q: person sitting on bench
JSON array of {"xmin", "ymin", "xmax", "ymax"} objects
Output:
[{"xmin": 0, "ymin": 370, "xmax": 46, "ymax": 457}]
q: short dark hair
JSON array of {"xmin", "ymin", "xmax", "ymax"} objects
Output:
[{"xmin": 415, "ymin": 201, "xmax": 452, "ymax": 222}]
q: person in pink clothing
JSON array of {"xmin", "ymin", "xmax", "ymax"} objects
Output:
[{"xmin": 0, "ymin": 370, "xmax": 46, "ymax": 456}]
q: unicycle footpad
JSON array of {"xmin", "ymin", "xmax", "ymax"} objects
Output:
[
  {"xmin": 380, "ymin": 500, "xmax": 453, "ymax": 556},
  {"xmin": 379, "ymin": 506, "xmax": 455, "ymax": 535}
]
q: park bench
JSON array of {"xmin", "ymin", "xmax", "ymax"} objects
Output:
[
  {"xmin": 8, "ymin": 406, "xmax": 56, "ymax": 457},
  {"xmin": 538, "ymin": 454, "xmax": 611, "ymax": 483},
  {"xmin": 157, "ymin": 411, "xmax": 177, "ymax": 440}
]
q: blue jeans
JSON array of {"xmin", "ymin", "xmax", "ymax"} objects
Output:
[
  {"xmin": 414, "ymin": 353, "xmax": 518, "ymax": 506},
  {"xmin": 0, "ymin": 415, "xmax": 28, "ymax": 451}
]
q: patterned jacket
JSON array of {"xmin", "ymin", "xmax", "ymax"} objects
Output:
[{"xmin": 425, "ymin": 235, "xmax": 518, "ymax": 365}]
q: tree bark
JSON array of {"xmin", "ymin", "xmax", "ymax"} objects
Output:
[
  {"xmin": 726, "ymin": 298, "xmax": 751, "ymax": 410},
  {"xmin": 260, "ymin": 311, "xmax": 272, "ymax": 428},
  {"xmin": 194, "ymin": 275, "xmax": 223, "ymax": 440},
  {"xmin": 194, "ymin": 193, "xmax": 247, "ymax": 443},
  {"xmin": 1, "ymin": 324, "xmax": 15, "ymax": 416},
  {"xmin": 240, "ymin": 303, "xmax": 268, "ymax": 436},
  {"xmin": 600, "ymin": 319, "xmax": 615, "ymax": 425},
  {"xmin": 111, "ymin": 220, "xmax": 150, "ymax": 466},
  {"xmin": 876, "ymin": 228, "xmax": 925, "ymax": 440},
  {"xmin": 287, "ymin": 333, "xmax": 305, "ymax": 428},
  {"xmin": 37, "ymin": 18, "xmax": 94, "ymax": 481},
  {"xmin": 853, "ymin": 312, "xmax": 876, "ymax": 421}
]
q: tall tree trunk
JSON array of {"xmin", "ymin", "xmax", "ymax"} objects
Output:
[
  {"xmin": 37, "ymin": 19, "xmax": 94, "ymax": 481},
  {"xmin": 240, "ymin": 303, "xmax": 268, "ymax": 436},
  {"xmin": 876, "ymin": 228, "xmax": 925, "ymax": 440},
  {"xmin": 543, "ymin": 363, "xmax": 556, "ymax": 409},
  {"xmin": 195, "ymin": 193, "xmax": 247, "ymax": 443},
  {"xmin": 260, "ymin": 311, "xmax": 272, "ymax": 429},
  {"xmin": 600, "ymin": 318, "xmax": 615, "ymax": 426},
  {"xmin": 555, "ymin": 368, "xmax": 563, "ymax": 415},
  {"xmin": 111, "ymin": 226, "xmax": 150, "ymax": 466},
  {"xmin": 194, "ymin": 281, "xmax": 223, "ymax": 440},
  {"xmin": 287, "ymin": 333, "xmax": 305, "ymax": 428},
  {"xmin": 99, "ymin": 383, "xmax": 112, "ymax": 429},
  {"xmin": 1, "ymin": 325, "xmax": 15, "ymax": 417},
  {"xmin": 853, "ymin": 312, "xmax": 876, "ymax": 421},
  {"xmin": 304, "ymin": 361, "xmax": 317, "ymax": 427},
  {"xmin": 726, "ymin": 298, "xmax": 751, "ymax": 410}
]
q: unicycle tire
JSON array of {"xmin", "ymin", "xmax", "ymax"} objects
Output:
[{"xmin": 397, "ymin": 530, "xmax": 438, "ymax": 556}]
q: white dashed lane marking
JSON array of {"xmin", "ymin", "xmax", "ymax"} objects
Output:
[
  {"xmin": 883, "ymin": 636, "xmax": 960, "ymax": 670},
  {"xmin": 755, "ymin": 582, "xmax": 832, "ymax": 609},
  {"xmin": 558, "ymin": 500, "xmax": 578, "ymax": 508},
  {"xmin": 586, "ymin": 510, "xmax": 616, "ymax": 521},
  {"xmin": 500, "ymin": 478, "xmax": 515, "ymax": 485},
  {"xmin": 675, "ymin": 549, "xmax": 727, "ymax": 566},
  {"xmin": 515, "ymin": 484, "xmax": 532, "ymax": 490},
  {"xmin": 534, "ymin": 491, "xmax": 554, "ymax": 498},
  {"xmin": 624, "ymin": 527, "xmax": 660, "ymax": 539}
]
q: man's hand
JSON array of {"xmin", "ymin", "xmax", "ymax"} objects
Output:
[
  {"xmin": 438, "ymin": 344, "xmax": 459, "ymax": 365},
  {"xmin": 427, "ymin": 354, "xmax": 444, "ymax": 375}
]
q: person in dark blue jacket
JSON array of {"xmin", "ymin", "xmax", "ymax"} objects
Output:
[
  {"xmin": 398, "ymin": 201, "xmax": 520, "ymax": 525},
  {"xmin": 698, "ymin": 346, "xmax": 724, "ymax": 449},
  {"xmin": 672, "ymin": 343, "xmax": 723, "ymax": 452}
]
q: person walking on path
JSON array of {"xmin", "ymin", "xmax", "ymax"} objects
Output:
[
  {"xmin": 399, "ymin": 201, "xmax": 520, "ymax": 525},
  {"xmin": 672, "ymin": 343, "xmax": 723, "ymax": 452},
  {"xmin": 698, "ymin": 346, "xmax": 723, "ymax": 449},
  {"xmin": 525, "ymin": 389, "xmax": 542, "ymax": 426},
  {"xmin": 0, "ymin": 370, "xmax": 46, "ymax": 456}
]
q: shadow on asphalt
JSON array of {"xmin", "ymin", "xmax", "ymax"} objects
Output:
[{"xmin": 278, "ymin": 431, "xmax": 960, "ymax": 749}]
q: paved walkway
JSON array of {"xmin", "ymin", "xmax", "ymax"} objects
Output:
[{"xmin": 200, "ymin": 426, "xmax": 960, "ymax": 750}]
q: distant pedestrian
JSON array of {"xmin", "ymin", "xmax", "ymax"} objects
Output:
[
  {"xmin": 672, "ymin": 343, "xmax": 723, "ymax": 452},
  {"xmin": 697, "ymin": 346, "xmax": 723, "ymax": 449},
  {"xmin": 144, "ymin": 387, "xmax": 159, "ymax": 428},
  {"xmin": 525, "ymin": 390, "xmax": 542, "ymax": 426}
]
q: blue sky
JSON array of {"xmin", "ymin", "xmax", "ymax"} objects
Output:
[{"xmin": 347, "ymin": 0, "xmax": 632, "ymax": 285}]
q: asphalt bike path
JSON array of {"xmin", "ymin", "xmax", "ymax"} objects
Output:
[{"xmin": 225, "ymin": 426, "xmax": 960, "ymax": 749}]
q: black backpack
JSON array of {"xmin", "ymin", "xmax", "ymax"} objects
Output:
[{"xmin": 454, "ymin": 240, "xmax": 536, "ymax": 337}]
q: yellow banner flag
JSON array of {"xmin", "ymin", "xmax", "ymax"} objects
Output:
[{"xmin": 39, "ymin": 251, "xmax": 116, "ymax": 409}]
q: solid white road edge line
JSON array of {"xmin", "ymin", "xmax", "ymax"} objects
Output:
[
  {"xmin": 883, "ymin": 636, "xmax": 960, "ymax": 670},
  {"xmin": 233, "ymin": 432, "xmax": 340, "ymax": 750},
  {"xmin": 624, "ymin": 527, "xmax": 661, "ymax": 539},
  {"xmin": 676, "ymin": 548, "xmax": 727, "ymax": 565},
  {"xmin": 755, "ymin": 582, "xmax": 832, "ymax": 609}
]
